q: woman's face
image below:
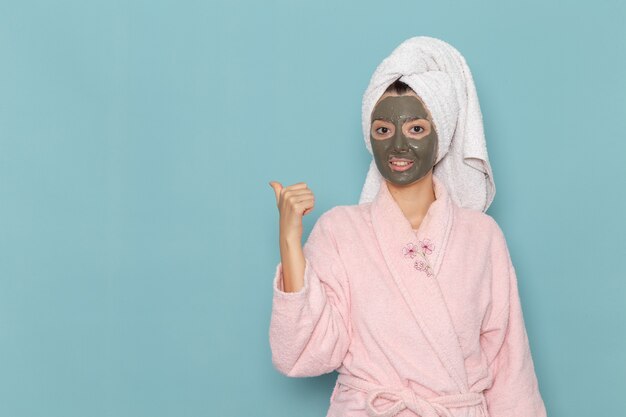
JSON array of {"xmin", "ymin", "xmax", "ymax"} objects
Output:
[{"xmin": 370, "ymin": 92, "xmax": 438, "ymax": 186}]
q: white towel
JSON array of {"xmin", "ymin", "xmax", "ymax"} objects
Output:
[{"xmin": 358, "ymin": 36, "xmax": 496, "ymax": 213}]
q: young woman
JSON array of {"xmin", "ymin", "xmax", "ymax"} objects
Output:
[{"xmin": 268, "ymin": 36, "xmax": 547, "ymax": 417}]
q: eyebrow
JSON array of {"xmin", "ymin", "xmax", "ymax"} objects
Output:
[{"xmin": 373, "ymin": 116, "xmax": 427, "ymax": 122}]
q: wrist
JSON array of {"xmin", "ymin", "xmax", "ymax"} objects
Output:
[{"xmin": 279, "ymin": 234, "xmax": 301, "ymax": 246}]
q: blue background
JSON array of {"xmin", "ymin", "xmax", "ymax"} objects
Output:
[{"xmin": 1, "ymin": 0, "xmax": 624, "ymax": 416}]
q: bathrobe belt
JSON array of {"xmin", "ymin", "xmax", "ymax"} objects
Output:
[{"xmin": 336, "ymin": 373, "xmax": 488, "ymax": 417}]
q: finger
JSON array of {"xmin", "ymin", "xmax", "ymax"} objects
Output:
[
  {"xmin": 286, "ymin": 192, "xmax": 315, "ymax": 206},
  {"xmin": 269, "ymin": 181, "xmax": 283, "ymax": 205},
  {"xmin": 292, "ymin": 196, "xmax": 315, "ymax": 208},
  {"xmin": 293, "ymin": 198, "xmax": 315, "ymax": 215},
  {"xmin": 284, "ymin": 189, "xmax": 314, "ymax": 200},
  {"xmin": 283, "ymin": 182, "xmax": 308, "ymax": 192}
]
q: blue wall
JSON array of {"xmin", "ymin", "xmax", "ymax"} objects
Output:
[{"xmin": 1, "ymin": 0, "xmax": 624, "ymax": 415}]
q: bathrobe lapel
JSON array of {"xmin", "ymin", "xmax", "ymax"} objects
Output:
[{"xmin": 370, "ymin": 175, "xmax": 469, "ymax": 393}]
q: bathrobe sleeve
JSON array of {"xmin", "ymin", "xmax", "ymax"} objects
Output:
[
  {"xmin": 269, "ymin": 210, "xmax": 352, "ymax": 377},
  {"xmin": 480, "ymin": 218, "xmax": 547, "ymax": 417}
]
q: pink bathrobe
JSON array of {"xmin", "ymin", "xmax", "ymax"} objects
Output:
[{"xmin": 269, "ymin": 175, "xmax": 547, "ymax": 417}]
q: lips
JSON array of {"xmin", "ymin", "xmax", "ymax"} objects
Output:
[
  {"xmin": 388, "ymin": 156, "xmax": 415, "ymax": 172},
  {"xmin": 389, "ymin": 156, "xmax": 414, "ymax": 163}
]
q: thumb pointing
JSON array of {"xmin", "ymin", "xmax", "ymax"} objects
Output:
[{"xmin": 269, "ymin": 181, "xmax": 282, "ymax": 205}]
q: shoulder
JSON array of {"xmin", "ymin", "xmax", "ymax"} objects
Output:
[
  {"xmin": 454, "ymin": 206, "xmax": 514, "ymax": 271},
  {"xmin": 453, "ymin": 205, "xmax": 507, "ymax": 247},
  {"xmin": 305, "ymin": 204, "xmax": 365, "ymax": 253},
  {"xmin": 316, "ymin": 203, "xmax": 370, "ymax": 226},
  {"xmin": 453, "ymin": 206, "xmax": 513, "ymax": 271},
  {"xmin": 309, "ymin": 204, "xmax": 370, "ymax": 245}
]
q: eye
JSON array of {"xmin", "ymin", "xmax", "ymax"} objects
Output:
[
  {"xmin": 376, "ymin": 127, "xmax": 390, "ymax": 134},
  {"xmin": 411, "ymin": 126, "xmax": 424, "ymax": 134}
]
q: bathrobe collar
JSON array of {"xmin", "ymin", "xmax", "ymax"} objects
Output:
[{"xmin": 370, "ymin": 174, "xmax": 469, "ymax": 392}]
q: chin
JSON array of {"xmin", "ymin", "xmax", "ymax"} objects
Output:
[{"xmin": 385, "ymin": 174, "xmax": 430, "ymax": 187}]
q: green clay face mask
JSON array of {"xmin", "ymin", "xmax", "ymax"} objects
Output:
[{"xmin": 370, "ymin": 95, "xmax": 439, "ymax": 186}]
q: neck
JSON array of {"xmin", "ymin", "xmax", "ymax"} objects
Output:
[{"xmin": 385, "ymin": 170, "xmax": 436, "ymax": 230}]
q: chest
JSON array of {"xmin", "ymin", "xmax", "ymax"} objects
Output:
[{"xmin": 335, "ymin": 221, "xmax": 492, "ymax": 353}]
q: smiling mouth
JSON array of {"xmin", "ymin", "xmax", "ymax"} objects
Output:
[{"xmin": 388, "ymin": 158, "xmax": 414, "ymax": 172}]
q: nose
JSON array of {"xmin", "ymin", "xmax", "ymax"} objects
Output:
[{"xmin": 392, "ymin": 126, "xmax": 409, "ymax": 152}]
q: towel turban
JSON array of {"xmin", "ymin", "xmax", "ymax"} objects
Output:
[{"xmin": 359, "ymin": 36, "xmax": 496, "ymax": 213}]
